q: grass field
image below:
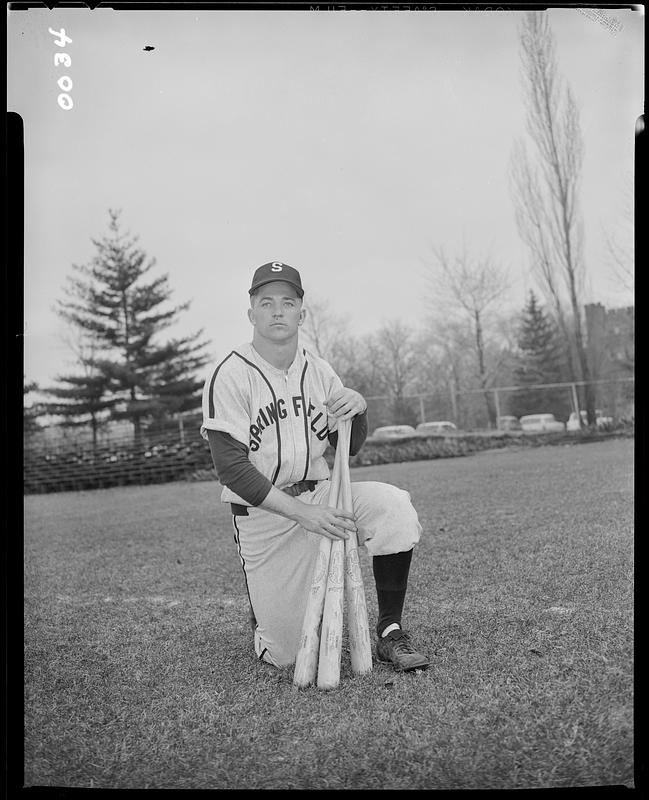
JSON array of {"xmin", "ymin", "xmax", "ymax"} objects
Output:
[{"xmin": 22, "ymin": 438, "xmax": 634, "ymax": 790}]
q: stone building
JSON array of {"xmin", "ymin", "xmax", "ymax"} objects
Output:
[{"xmin": 584, "ymin": 303, "xmax": 634, "ymax": 419}]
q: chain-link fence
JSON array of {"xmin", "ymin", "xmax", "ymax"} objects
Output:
[
  {"xmin": 23, "ymin": 378, "xmax": 633, "ymax": 494},
  {"xmin": 23, "ymin": 412, "xmax": 212, "ymax": 494},
  {"xmin": 365, "ymin": 378, "xmax": 634, "ymax": 432}
]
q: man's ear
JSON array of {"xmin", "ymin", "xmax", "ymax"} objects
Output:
[
  {"xmin": 299, "ymin": 306, "xmax": 307, "ymax": 326},
  {"xmin": 247, "ymin": 307, "xmax": 255, "ymax": 325}
]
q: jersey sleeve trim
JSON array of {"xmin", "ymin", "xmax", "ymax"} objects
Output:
[
  {"xmin": 201, "ymin": 418, "xmax": 248, "ymax": 443},
  {"xmin": 201, "ymin": 351, "xmax": 250, "ymax": 447},
  {"xmin": 207, "ymin": 351, "xmax": 235, "ymax": 419}
]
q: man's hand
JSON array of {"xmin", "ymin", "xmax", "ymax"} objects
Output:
[
  {"xmin": 293, "ymin": 502, "xmax": 357, "ymax": 542},
  {"xmin": 325, "ymin": 387, "xmax": 367, "ymax": 421}
]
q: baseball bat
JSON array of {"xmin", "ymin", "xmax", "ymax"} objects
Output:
[
  {"xmin": 317, "ymin": 418, "xmax": 373, "ymax": 688},
  {"xmin": 338, "ymin": 421, "xmax": 373, "ymax": 675},
  {"xmin": 316, "ymin": 421, "xmax": 349, "ymax": 690},
  {"xmin": 293, "ymin": 442, "xmax": 343, "ymax": 688}
]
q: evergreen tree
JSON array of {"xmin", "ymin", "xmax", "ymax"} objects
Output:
[
  {"xmin": 511, "ymin": 291, "xmax": 571, "ymax": 420},
  {"xmin": 54, "ymin": 210, "xmax": 211, "ymax": 441},
  {"xmin": 23, "ymin": 379, "xmax": 42, "ymax": 436},
  {"xmin": 40, "ymin": 371, "xmax": 114, "ymax": 449}
]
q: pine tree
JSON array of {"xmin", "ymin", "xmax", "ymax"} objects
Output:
[
  {"xmin": 53, "ymin": 210, "xmax": 210, "ymax": 441},
  {"xmin": 23, "ymin": 379, "xmax": 42, "ymax": 436},
  {"xmin": 511, "ymin": 291, "xmax": 570, "ymax": 420},
  {"xmin": 40, "ymin": 372, "xmax": 114, "ymax": 449}
]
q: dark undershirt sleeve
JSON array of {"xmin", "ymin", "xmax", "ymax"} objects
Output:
[
  {"xmin": 206, "ymin": 429, "xmax": 273, "ymax": 506},
  {"xmin": 327, "ymin": 409, "xmax": 369, "ymax": 456}
]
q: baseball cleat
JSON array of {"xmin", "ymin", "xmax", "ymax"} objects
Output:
[{"xmin": 376, "ymin": 629, "xmax": 430, "ymax": 672}]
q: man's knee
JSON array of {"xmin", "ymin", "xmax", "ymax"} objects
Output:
[
  {"xmin": 254, "ymin": 629, "xmax": 296, "ymax": 668},
  {"xmin": 359, "ymin": 481, "xmax": 418, "ymax": 519},
  {"xmin": 352, "ymin": 481, "xmax": 422, "ymax": 555},
  {"xmin": 383, "ymin": 483, "xmax": 416, "ymax": 513}
]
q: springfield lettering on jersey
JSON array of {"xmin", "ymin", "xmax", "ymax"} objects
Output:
[{"xmin": 249, "ymin": 396, "xmax": 328, "ymax": 451}]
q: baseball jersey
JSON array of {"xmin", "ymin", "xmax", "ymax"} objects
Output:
[{"xmin": 201, "ymin": 342, "xmax": 345, "ymax": 505}]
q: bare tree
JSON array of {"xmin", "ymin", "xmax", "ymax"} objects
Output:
[
  {"xmin": 510, "ymin": 140, "xmax": 577, "ymax": 379},
  {"xmin": 425, "ymin": 244, "xmax": 510, "ymax": 427},
  {"xmin": 509, "ymin": 12, "xmax": 595, "ymax": 423},
  {"xmin": 603, "ymin": 172, "xmax": 634, "ymax": 295},
  {"xmin": 300, "ymin": 296, "xmax": 348, "ymax": 360},
  {"xmin": 326, "ymin": 332, "xmax": 394, "ymax": 427},
  {"xmin": 415, "ymin": 323, "xmax": 474, "ymax": 428},
  {"xmin": 377, "ymin": 320, "xmax": 420, "ymax": 425}
]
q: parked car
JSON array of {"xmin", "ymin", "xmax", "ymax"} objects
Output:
[
  {"xmin": 519, "ymin": 413, "xmax": 566, "ymax": 433},
  {"xmin": 416, "ymin": 421, "xmax": 458, "ymax": 434},
  {"xmin": 566, "ymin": 409, "xmax": 614, "ymax": 431},
  {"xmin": 370, "ymin": 425, "xmax": 417, "ymax": 440},
  {"xmin": 497, "ymin": 415, "xmax": 522, "ymax": 431}
]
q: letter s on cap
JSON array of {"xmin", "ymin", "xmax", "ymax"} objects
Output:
[{"xmin": 271, "ymin": 262, "xmax": 283, "ymax": 272}]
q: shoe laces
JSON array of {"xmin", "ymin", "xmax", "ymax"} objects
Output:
[{"xmin": 387, "ymin": 629, "xmax": 416, "ymax": 655}]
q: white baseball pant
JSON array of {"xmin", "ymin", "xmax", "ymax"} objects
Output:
[{"xmin": 230, "ymin": 479, "xmax": 422, "ymax": 667}]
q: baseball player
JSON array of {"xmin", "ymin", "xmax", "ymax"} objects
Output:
[{"xmin": 201, "ymin": 262, "xmax": 429, "ymax": 672}]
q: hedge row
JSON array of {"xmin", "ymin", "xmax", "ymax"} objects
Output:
[{"xmin": 348, "ymin": 427, "xmax": 633, "ymax": 467}]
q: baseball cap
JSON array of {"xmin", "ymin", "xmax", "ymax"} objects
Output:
[{"xmin": 249, "ymin": 262, "xmax": 304, "ymax": 298}]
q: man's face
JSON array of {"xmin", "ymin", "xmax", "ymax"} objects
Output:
[{"xmin": 248, "ymin": 281, "xmax": 305, "ymax": 343}]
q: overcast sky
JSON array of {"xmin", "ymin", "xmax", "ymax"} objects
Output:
[{"xmin": 8, "ymin": 6, "xmax": 642, "ymax": 390}]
